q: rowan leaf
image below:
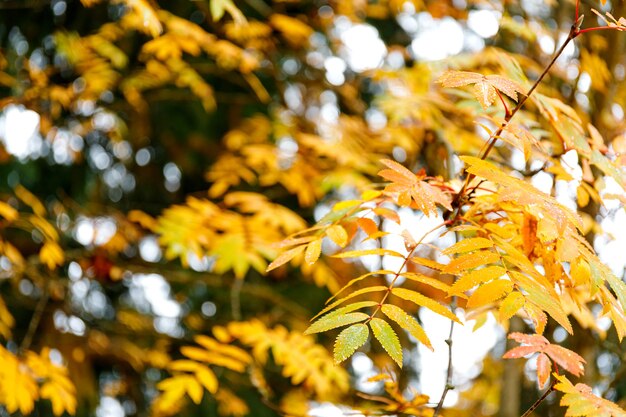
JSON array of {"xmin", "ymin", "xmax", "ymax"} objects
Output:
[
  {"xmin": 311, "ymin": 301, "xmax": 378, "ymax": 321},
  {"xmin": 327, "ymin": 225, "xmax": 349, "ymax": 247},
  {"xmin": 333, "ymin": 249, "xmax": 405, "ymax": 258},
  {"xmin": 304, "ymin": 238, "xmax": 322, "ymax": 265},
  {"xmin": 334, "ymin": 323, "xmax": 369, "ymax": 364},
  {"xmin": 499, "ymin": 291, "xmax": 525, "ymax": 322},
  {"xmin": 449, "ymin": 265, "xmax": 506, "ymax": 295},
  {"xmin": 316, "ymin": 286, "xmax": 388, "ymax": 318},
  {"xmin": 266, "ymin": 245, "xmax": 305, "ymax": 272},
  {"xmin": 305, "ymin": 312, "xmax": 370, "ymax": 335},
  {"xmin": 329, "ymin": 270, "xmax": 395, "ymax": 302},
  {"xmin": 438, "ymin": 70, "xmax": 525, "ymax": 109},
  {"xmin": 554, "ymin": 374, "xmax": 626, "ymax": 417},
  {"xmin": 442, "ymin": 237, "xmax": 494, "ymax": 255},
  {"xmin": 381, "ymin": 304, "xmax": 433, "ymax": 350},
  {"xmin": 379, "ymin": 159, "xmax": 452, "ymax": 216},
  {"xmin": 369, "ymin": 318, "xmax": 403, "ymax": 367},
  {"xmin": 442, "ymin": 250, "xmax": 500, "ymax": 274},
  {"xmin": 391, "ymin": 288, "xmax": 461, "ymax": 323},
  {"xmin": 536, "ymin": 353, "xmax": 551, "ymax": 389},
  {"xmin": 503, "ymin": 333, "xmax": 585, "ymax": 382},
  {"xmin": 466, "ymin": 279, "xmax": 513, "ymax": 308}
]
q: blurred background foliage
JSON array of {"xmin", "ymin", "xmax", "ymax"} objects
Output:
[{"xmin": 1, "ymin": 0, "xmax": 626, "ymax": 416}]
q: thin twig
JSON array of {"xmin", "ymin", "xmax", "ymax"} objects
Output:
[
  {"xmin": 433, "ymin": 301, "xmax": 456, "ymax": 417},
  {"xmin": 20, "ymin": 284, "xmax": 49, "ymax": 352},
  {"xmin": 520, "ymin": 379, "xmax": 557, "ymax": 417}
]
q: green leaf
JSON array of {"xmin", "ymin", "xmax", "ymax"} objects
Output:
[
  {"xmin": 369, "ymin": 318, "xmax": 403, "ymax": 367},
  {"xmin": 305, "ymin": 312, "xmax": 369, "ymax": 335},
  {"xmin": 381, "ymin": 304, "xmax": 433, "ymax": 351},
  {"xmin": 334, "ymin": 323, "xmax": 369, "ymax": 364},
  {"xmin": 391, "ymin": 288, "xmax": 461, "ymax": 323}
]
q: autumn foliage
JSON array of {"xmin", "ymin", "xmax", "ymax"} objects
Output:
[{"xmin": 1, "ymin": 0, "xmax": 626, "ymax": 416}]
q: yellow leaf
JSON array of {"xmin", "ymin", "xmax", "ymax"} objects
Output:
[
  {"xmin": 266, "ymin": 245, "xmax": 305, "ymax": 272},
  {"xmin": 442, "ymin": 250, "xmax": 500, "ymax": 274},
  {"xmin": 391, "ymin": 288, "xmax": 461, "ymax": 323},
  {"xmin": 369, "ymin": 318, "xmax": 403, "ymax": 367},
  {"xmin": 381, "ymin": 304, "xmax": 433, "ymax": 350},
  {"xmin": 449, "ymin": 265, "xmax": 506, "ymax": 295},
  {"xmin": 304, "ymin": 239, "xmax": 322, "ymax": 265},
  {"xmin": 499, "ymin": 291, "xmax": 525, "ymax": 322},
  {"xmin": 326, "ymin": 225, "xmax": 348, "ymax": 247},
  {"xmin": 334, "ymin": 323, "xmax": 369, "ymax": 363},
  {"xmin": 442, "ymin": 237, "xmax": 494, "ymax": 256},
  {"xmin": 40, "ymin": 241, "xmax": 64, "ymax": 270},
  {"xmin": 466, "ymin": 279, "xmax": 513, "ymax": 308},
  {"xmin": 0, "ymin": 201, "xmax": 18, "ymax": 221}
]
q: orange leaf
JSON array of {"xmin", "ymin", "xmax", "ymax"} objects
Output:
[{"xmin": 536, "ymin": 353, "xmax": 551, "ymax": 389}]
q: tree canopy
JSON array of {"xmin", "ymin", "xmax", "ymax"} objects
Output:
[{"xmin": 1, "ymin": 0, "xmax": 626, "ymax": 416}]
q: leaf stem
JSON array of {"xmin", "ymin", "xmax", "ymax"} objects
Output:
[
  {"xmin": 367, "ymin": 220, "xmax": 451, "ymax": 322},
  {"xmin": 519, "ymin": 379, "xmax": 557, "ymax": 417},
  {"xmin": 447, "ymin": 24, "xmax": 578, "ymax": 222}
]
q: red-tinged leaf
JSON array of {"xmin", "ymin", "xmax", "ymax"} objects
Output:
[
  {"xmin": 466, "ymin": 279, "xmax": 513, "ymax": 308},
  {"xmin": 442, "ymin": 250, "xmax": 500, "ymax": 274},
  {"xmin": 304, "ymin": 239, "xmax": 322, "ymax": 265},
  {"xmin": 504, "ymin": 333, "xmax": 585, "ymax": 379},
  {"xmin": 442, "ymin": 237, "xmax": 494, "ymax": 256},
  {"xmin": 536, "ymin": 353, "xmax": 551, "ymax": 389},
  {"xmin": 266, "ymin": 245, "xmax": 305, "ymax": 272},
  {"xmin": 333, "ymin": 249, "xmax": 405, "ymax": 259},
  {"xmin": 327, "ymin": 225, "xmax": 348, "ymax": 247},
  {"xmin": 379, "ymin": 159, "xmax": 452, "ymax": 216},
  {"xmin": 449, "ymin": 265, "xmax": 506, "ymax": 295},
  {"xmin": 391, "ymin": 288, "xmax": 461, "ymax": 323},
  {"xmin": 381, "ymin": 304, "xmax": 433, "ymax": 351},
  {"xmin": 544, "ymin": 345, "xmax": 585, "ymax": 377},
  {"xmin": 503, "ymin": 345, "xmax": 543, "ymax": 359},
  {"xmin": 438, "ymin": 71, "xmax": 525, "ymax": 109}
]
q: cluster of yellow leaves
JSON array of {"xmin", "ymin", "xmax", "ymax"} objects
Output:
[
  {"xmin": 0, "ymin": 186, "xmax": 63, "ymax": 271},
  {"xmin": 153, "ymin": 320, "xmax": 349, "ymax": 416},
  {"xmin": 360, "ymin": 373, "xmax": 433, "ymax": 417},
  {"xmin": 153, "ymin": 335, "xmax": 251, "ymax": 416},
  {"xmin": 0, "ymin": 346, "xmax": 76, "ymax": 416},
  {"xmin": 219, "ymin": 319, "xmax": 350, "ymax": 399},
  {"xmin": 206, "ymin": 114, "xmax": 392, "ymax": 206},
  {"xmin": 153, "ymin": 192, "xmax": 305, "ymax": 279},
  {"xmin": 554, "ymin": 374, "xmax": 626, "ymax": 417}
]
